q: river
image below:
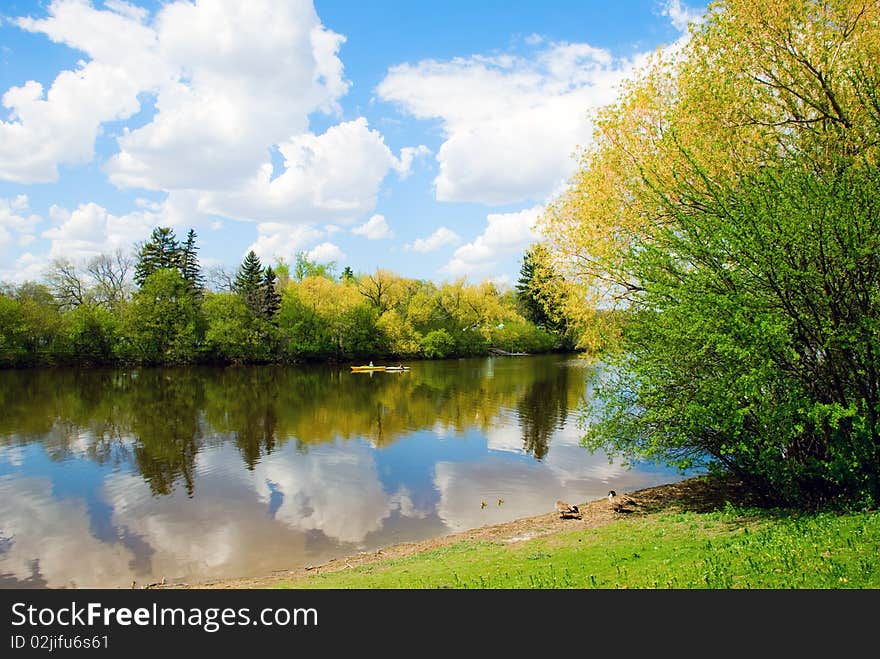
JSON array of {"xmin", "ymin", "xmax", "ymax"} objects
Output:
[{"xmin": 0, "ymin": 354, "xmax": 689, "ymax": 588}]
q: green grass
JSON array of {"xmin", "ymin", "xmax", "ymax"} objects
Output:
[{"xmin": 275, "ymin": 506, "xmax": 880, "ymax": 589}]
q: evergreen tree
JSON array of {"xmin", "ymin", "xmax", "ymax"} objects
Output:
[
  {"xmin": 135, "ymin": 227, "xmax": 181, "ymax": 287},
  {"xmin": 235, "ymin": 250, "xmax": 264, "ymax": 314},
  {"xmin": 180, "ymin": 228, "xmax": 205, "ymax": 296},
  {"xmin": 260, "ymin": 266, "xmax": 282, "ymax": 320},
  {"xmin": 340, "ymin": 266, "xmax": 355, "ymax": 283},
  {"xmin": 516, "ymin": 248, "xmax": 551, "ymax": 328}
]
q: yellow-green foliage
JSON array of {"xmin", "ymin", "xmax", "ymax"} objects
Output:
[{"xmin": 540, "ymin": 0, "xmax": 880, "ymax": 332}]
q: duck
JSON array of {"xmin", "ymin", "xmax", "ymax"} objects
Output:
[
  {"xmin": 497, "ymin": 498, "xmax": 504, "ymax": 506},
  {"xmin": 555, "ymin": 499, "xmax": 581, "ymax": 519},
  {"xmin": 481, "ymin": 500, "xmax": 487, "ymax": 509},
  {"xmin": 607, "ymin": 490, "xmax": 636, "ymax": 513}
]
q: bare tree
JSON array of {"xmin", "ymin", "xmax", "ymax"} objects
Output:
[
  {"xmin": 207, "ymin": 264, "xmax": 236, "ymax": 292},
  {"xmin": 46, "ymin": 259, "xmax": 87, "ymax": 310},
  {"xmin": 357, "ymin": 269, "xmax": 399, "ymax": 314},
  {"xmin": 87, "ymin": 249, "xmax": 133, "ymax": 308}
]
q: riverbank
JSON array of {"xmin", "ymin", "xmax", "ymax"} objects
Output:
[
  {"xmin": 159, "ymin": 474, "xmax": 880, "ymax": 589},
  {"xmin": 154, "ymin": 474, "xmax": 880, "ymax": 589}
]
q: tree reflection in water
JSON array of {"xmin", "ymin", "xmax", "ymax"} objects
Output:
[{"xmin": 0, "ymin": 355, "xmax": 589, "ymax": 496}]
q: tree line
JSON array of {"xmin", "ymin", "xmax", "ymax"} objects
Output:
[{"xmin": 0, "ymin": 226, "xmax": 571, "ymax": 366}]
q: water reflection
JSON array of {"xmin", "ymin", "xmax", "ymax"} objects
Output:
[{"xmin": 0, "ymin": 356, "xmax": 687, "ymax": 588}]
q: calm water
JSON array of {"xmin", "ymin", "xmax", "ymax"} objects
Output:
[{"xmin": 0, "ymin": 355, "xmax": 688, "ymax": 588}]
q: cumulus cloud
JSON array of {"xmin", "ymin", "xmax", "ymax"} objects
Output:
[
  {"xmin": 307, "ymin": 241, "xmax": 345, "ymax": 264},
  {"xmin": 377, "ymin": 41, "xmax": 633, "ymax": 206},
  {"xmin": 2, "ymin": 0, "xmax": 168, "ymax": 183},
  {"xmin": 104, "ymin": 0, "xmax": 349, "ymax": 191},
  {"xmin": 199, "ymin": 118, "xmax": 412, "ymax": 225},
  {"xmin": 0, "ymin": 192, "xmax": 208, "ymax": 283},
  {"xmin": 661, "ymin": 0, "xmax": 704, "ymax": 32},
  {"xmin": 246, "ymin": 222, "xmax": 324, "ymax": 265},
  {"xmin": 352, "ymin": 214, "xmax": 393, "ymax": 240},
  {"xmin": 0, "ymin": 195, "xmax": 41, "ymax": 248},
  {"xmin": 405, "ymin": 226, "xmax": 460, "ymax": 253},
  {"xmin": 39, "ymin": 195, "xmax": 201, "ymax": 265},
  {"xmin": 442, "ymin": 206, "xmax": 541, "ymax": 278},
  {"xmin": 392, "ymin": 144, "xmax": 431, "ymax": 179},
  {"xmin": 2, "ymin": 1, "xmax": 423, "ymax": 229}
]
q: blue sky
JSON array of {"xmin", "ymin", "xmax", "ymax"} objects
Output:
[{"xmin": 0, "ymin": 0, "xmax": 701, "ymax": 287}]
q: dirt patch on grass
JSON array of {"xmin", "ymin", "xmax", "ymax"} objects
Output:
[{"xmin": 155, "ymin": 474, "xmax": 751, "ymax": 589}]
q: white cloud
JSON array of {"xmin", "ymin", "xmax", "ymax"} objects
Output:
[
  {"xmin": 0, "ymin": 253, "xmax": 50, "ymax": 284},
  {"xmin": 2, "ymin": 1, "xmax": 422, "ymax": 232},
  {"xmin": 103, "ymin": 1, "xmax": 149, "ymax": 22},
  {"xmin": 377, "ymin": 41, "xmax": 634, "ymax": 206},
  {"xmin": 246, "ymin": 222, "xmax": 324, "ymax": 265},
  {"xmin": 2, "ymin": 0, "xmax": 169, "ymax": 183},
  {"xmin": 0, "ymin": 193, "xmax": 208, "ymax": 282},
  {"xmin": 199, "ymin": 118, "xmax": 410, "ymax": 225},
  {"xmin": 0, "ymin": 195, "xmax": 41, "ymax": 248},
  {"xmin": 40, "ymin": 199, "xmax": 188, "ymax": 265},
  {"xmin": 307, "ymin": 241, "xmax": 345, "ymax": 264},
  {"xmin": 392, "ymin": 144, "xmax": 431, "ymax": 179},
  {"xmin": 352, "ymin": 214, "xmax": 393, "ymax": 240},
  {"xmin": 405, "ymin": 226, "xmax": 460, "ymax": 253},
  {"xmin": 661, "ymin": 1, "xmax": 704, "ymax": 32},
  {"xmin": 104, "ymin": 0, "xmax": 349, "ymax": 191},
  {"xmin": 442, "ymin": 206, "xmax": 541, "ymax": 277}
]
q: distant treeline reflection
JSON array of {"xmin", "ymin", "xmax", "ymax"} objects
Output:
[{"xmin": 0, "ymin": 356, "xmax": 588, "ymax": 496}]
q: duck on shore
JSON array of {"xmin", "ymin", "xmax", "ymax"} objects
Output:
[
  {"xmin": 555, "ymin": 499, "xmax": 581, "ymax": 519},
  {"xmin": 608, "ymin": 490, "xmax": 637, "ymax": 513}
]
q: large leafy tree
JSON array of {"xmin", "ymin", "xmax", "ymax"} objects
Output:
[
  {"xmin": 123, "ymin": 269, "xmax": 204, "ymax": 363},
  {"xmin": 542, "ymin": 0, "xmax": 880, "ymax": 508},
  {"xmin": 203, "ymin": 292, "xmax": 269, "ymax": 363}
]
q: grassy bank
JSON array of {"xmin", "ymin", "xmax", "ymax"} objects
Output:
[
  {"xmin": 275, "ymin": 508, "xmax": 878, "ymax": 589},
  {"xmin": 259, "ymin": 477, "xmax": 879, "ymax": 590}
]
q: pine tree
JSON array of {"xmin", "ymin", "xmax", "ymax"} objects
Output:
[
  {"xmin": 260, "ymin": 266, "xmax": 282, "ymax": 320},
  {"xmin": 235, "ymin": 250, "xmax": 264, "ymax": 314},
  {"xmin": 340, "ymin": 266, "xmax": 355, "ymax": 283},
  {"xmin": 135, "ymin": 227, "xmax": 181, "ymax": 287},
  {"xmin": 180, "ymin": 228, "xmax": 205, "ymax": 296},
  {"xmin": 516, "ymin": 248, "xmax": 550, "ymax": 328}
]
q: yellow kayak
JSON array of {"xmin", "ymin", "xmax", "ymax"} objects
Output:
[{"xmin": 351, "ymin": 365, "xmax": 386, "ymax": 372}]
